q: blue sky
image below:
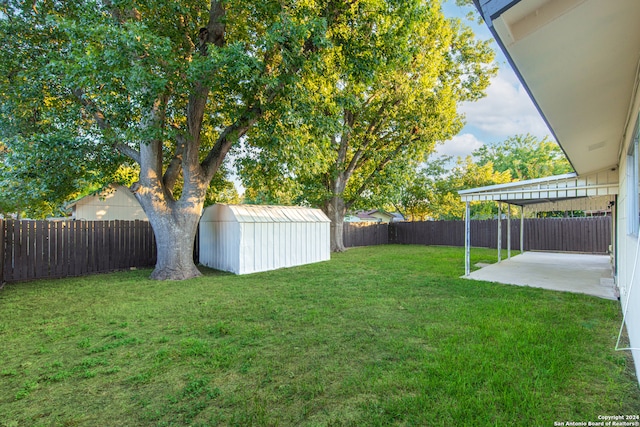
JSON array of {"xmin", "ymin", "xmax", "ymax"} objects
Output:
[{"xmin": 436, "ymin": 1, "xmax": 553, "ymax": 160}]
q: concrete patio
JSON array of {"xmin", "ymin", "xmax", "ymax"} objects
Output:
[{"xmin": 464, "ymin": 251, "xmax": 617, "ymax": 300}]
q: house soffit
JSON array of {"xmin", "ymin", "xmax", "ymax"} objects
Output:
[{"xmin": 489, "ymin": 0, "xmax": 640, "ymax": 175}]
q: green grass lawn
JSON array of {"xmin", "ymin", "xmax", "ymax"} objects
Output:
[{"xmin": 0, "ymin": 245, "xmax": 638, "ymax": 426}]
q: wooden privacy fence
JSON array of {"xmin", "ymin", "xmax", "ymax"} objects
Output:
[
  {"xmin": 521, "ymin": 216, "xmax": 611, "ymax": 253},
  {"xmin": 343, "ymin": 222, "xmax": 390, "ymax": 248},
  {"xmin": 346, "ymin": 216, "xmax": 612, "ymax": 254},
  {"xmin": 1, "ymin": 219, "xmax": 156, "ymax": 283},
  {"xmin": 0, "ymin": 216, "xmax": 610, "ymax": 284}
]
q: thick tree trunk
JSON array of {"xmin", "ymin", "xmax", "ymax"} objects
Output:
[
  {"xmin": 323, "ymin": 195, "xmax": 347, "ymax": 252},
  {"xmin": 145, "ymin": 208, "xmax": 202, "ymax": 280},
  {"xmin": 134, "ymin": 179, "xmax": 204, "ymax": 280},
  {"xmin": 148, "ymin": 211, "xmax": 201, "ymax": 280}
]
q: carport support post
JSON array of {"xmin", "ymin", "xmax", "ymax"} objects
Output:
[
  {"xmin": 497, "ymin": 202, "xmax": 502, "ymax": 263},
  {"xmin": 465, "ymin": 201, "xmax": 470, "ymax": 276},
  {"xmin": 507, "ymin": 203, "xmax": 511, "ymax": 259},
  {"xmin": 520, "ymin": 206, "xmax": 525, "ymax": 254}
]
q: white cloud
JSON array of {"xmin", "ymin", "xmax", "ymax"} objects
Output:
[
  {"xmin": 435, "ymin": 133, "xmax": 484, "ymax": 159},
  {"xmin": 460, "ymin": 69, "xmax": 553, "ymax": 140}
]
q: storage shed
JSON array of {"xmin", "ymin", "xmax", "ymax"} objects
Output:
[{"xmin": 199, "ymin": 204, "xmax": 331, "ymax": 275}]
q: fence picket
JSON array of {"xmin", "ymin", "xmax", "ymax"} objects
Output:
[
  {"xmin": 108, "ymin": 220, "xmax": 116, "ymax": 271},
  {"xmin": 34, "ymin": 221, "xmax": 44, "ymax": 279},
  {"xmin": 86, "ymin": 221, "xmax": 95, "ymax": 273},
  {"xmin": 16, "ymin": 221, "xmax": 27, "ymax": 281}
]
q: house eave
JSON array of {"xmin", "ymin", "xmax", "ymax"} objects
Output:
[{"xmin": 473, "ymin": 0, "xmax": 640, "ymax": 175}]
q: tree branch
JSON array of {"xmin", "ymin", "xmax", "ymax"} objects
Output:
[
  {"xmin": 200, "ymin": 67, "xmax": 289, "ymax": 180},
  {"xmin": 116, "ymin": 143, "xmax": 141, "ymax": 164},
  {"xmin": 336, "ymin": 109, "xmax": 355, "ymax": 168},
  {"xmin": 162, "ymin": 131, "xmax": 186, "ymax": 192},
  {"xmin": 187, "ymin": 0, "xmax": 225, "ymax": 135},
  {"xmin": 392, "ymin": 202, "xmax": 407, "ymax": 220},
  {"xmin": 192, "ymin": 0, "xmax": 312, "ymax": 188},
  {"xmin": 72, "ymin": 88, "xmax": 141, "ymax": 164},
  {"xmin": 352, "ymin": 131, "xmax": 396, "ymax": 172},
  {"xmin": 183, "ymin": 0, "xmax": 226, "ymax": 186},
  {"xmin": 344, "ymin": 137, "xmax": 417, "ymax": 210},
  {"xmin": 343, "ymin": 98, "xmax": 399, "ymax": 182},
  {"xmin": 201, "ymin": 105, "xmax": 262, "ymax": 180}
]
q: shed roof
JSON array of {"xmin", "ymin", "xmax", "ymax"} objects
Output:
[
  {"xmin": 458, "ymin": 169, "xmax": 618, "ymax": 211},
  {"xmin": 201, "ymin": 204, "xmax": 330, "ymax": 223}
]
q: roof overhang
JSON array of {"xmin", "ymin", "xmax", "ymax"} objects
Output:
[
  {"xmin": 474, "ymin": 0, "xmax": 640, "ymax": 175},
  {"xmin": 459, "ymin": 169, "xmax": 618, "ymax": 211}
]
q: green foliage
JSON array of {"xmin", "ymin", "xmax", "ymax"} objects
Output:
[
  {"xmin": 1, "ymin": 0, "xmax": 357, "ymax": 276},
  {"xmin": 395, "ymin": 155, "xmax": 511, "ymax": 220},
  {"xmin": 238, "ymin": 0, "xmax": 497, "ymax": 213},
  {"xmin": 168, "ymin": 164, "xmax": 241, "ymax": 206},
  {"xmin": 0, "ymin": 133, "xmax": 123, "ymax": 218},
  {"xmin": 0, "ymin": 0, "xmax": 327, "ymax": 215},
  {"xmin": 396, "ymin": 134, "xmax": 574, "ymax": 221},
  {"xmin": 474, "ymin": 134, "xmax": 573, "ymax": 180},
  {"xmin": 455, "ymin": 0, "xmax": 486, "ymax": 24}
]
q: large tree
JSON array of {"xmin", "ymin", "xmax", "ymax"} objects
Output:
[
  {"xmin": 1, "ymin": 0, "xmax": 331, "ymax": 279},
  {"xmin": 239, "ymin": 0, "xmax": 496, "ymax": 251}
]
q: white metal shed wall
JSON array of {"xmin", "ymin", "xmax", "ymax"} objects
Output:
[{"xmin": 199, "ymin": 204, "xmax": 330, "ymax": 274}]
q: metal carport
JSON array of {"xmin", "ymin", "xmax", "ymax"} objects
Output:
[{"xmin": 458, "ymin": 170, "xmax": 619, "ymax": 276}]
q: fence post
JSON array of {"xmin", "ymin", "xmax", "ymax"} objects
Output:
[
  {"xmin": 0, "ymin": 219, "xmax": 4, "ymax": 287},
  {"xmin": 388, "ymin": 222, "xmax": 396, "ymax": 244},
  {"xmin": 520, "ymin": 206, "xmax": 525, "ymax": 253},
  {"xmin": 465, "ymin": 202, "xmax": 470, "ymax": 276},
  {"xmin": 507, "ymin": 204, "xmax": 511, "ymax": 259},
  {"xmin": 497, "ymin": 202, "xmax": 502, "ymax": 263}
]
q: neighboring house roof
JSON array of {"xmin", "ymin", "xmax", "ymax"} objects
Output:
[
  {"xmin": 390, "ymin": 212, "xmax": 405, "ymax": 222},
  {"xmin": 355, "ymin": 210, "xmax": 384, "ymax": 221},
  {"xmin": 67, "ymin": 184, "xmax": 121, "ymax": 209},
  {"xmin": 344, "ymin": 215, "xmax": 362, "ymax": 222},
  {"xmin": 473, "ymin": 0, "xmax": 640, "ymax": 175},
  {"xmin": 354, "ymin": 209, "xmax": 404, "ymax": 222}
]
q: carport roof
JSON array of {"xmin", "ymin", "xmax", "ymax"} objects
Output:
[{"xmin": 458, "ymin": 169, "xmax": 618, "ymax": 211}]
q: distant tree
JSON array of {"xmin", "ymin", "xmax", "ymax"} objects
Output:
[
  {"xmin": 395, "ymin": 156, "xmax": 511, "ymax": 220},
  {"xmin": 204, "ymin": 169, "xmax": 242, "ymax": 206},
  {"xmin": 392, "ymin": 158, "xmax": 449, "ymax": 221},
  {"xmin": 394, "ymin": 134, "xmax": 572, "ymax": 221},
  {"xmin": 238, "ymin": 0, "xmax": 496, "ymax": 251},
  {"xmin": 473, "ymin": 134, "xmax": 573, "ymax": 181}
]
